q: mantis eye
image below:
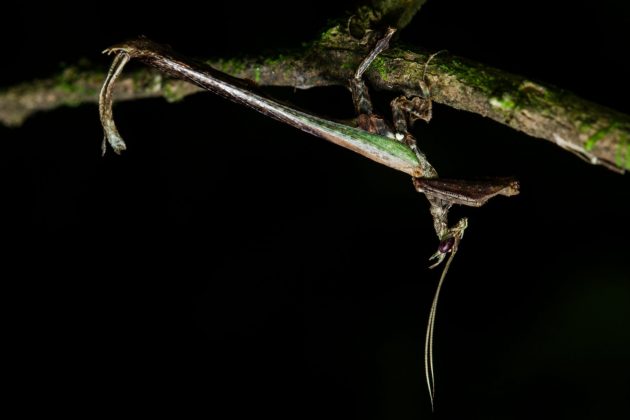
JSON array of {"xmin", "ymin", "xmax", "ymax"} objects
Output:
[{"xmin": 438, "ymin": 236, "xmax": 455, "ymax": 254}]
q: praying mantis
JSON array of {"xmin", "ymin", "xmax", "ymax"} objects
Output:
[{"xmin": 98, "ymin": 28, "xmax": 519, "ymax": 410}]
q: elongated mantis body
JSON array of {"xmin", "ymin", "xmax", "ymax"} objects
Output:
[{"xmin": 99, "ymin": 28, "xmax": 519, "ymax": 410}]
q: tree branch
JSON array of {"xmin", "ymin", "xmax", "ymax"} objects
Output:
[{"xmin": 1, "ymin": 2, "xmax": 628, "ymax": 173}]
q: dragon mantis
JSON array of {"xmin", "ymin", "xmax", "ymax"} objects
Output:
[{"xmin": 99, "ymin": 28, "xmax": 519, "ymax": 410}]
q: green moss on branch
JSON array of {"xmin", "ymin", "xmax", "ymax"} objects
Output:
[{"xmin": 1, "ymin": 18, "xmax": 628, "ymax": 173}]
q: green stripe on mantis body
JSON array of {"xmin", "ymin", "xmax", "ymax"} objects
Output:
[{"xmin": 298, "ymin": 113, "xmax": 421, "ymax": 168}]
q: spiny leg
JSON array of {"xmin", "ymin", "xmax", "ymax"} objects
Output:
[
  {"xmin": 390, "ymin": 50, "xmax": 446, "ymax": 163},
  {"xmin": 391, "ymin": 96, "xmax": 432, "ymax": 134},
  {"xmin": 350, "ymin": 27, "xmax": 396, "ymax": 134},
  {"xmin": 392, "ymin": 49, "xmax": 446, "ymax": 132},
  {"xmin": 350, "ymin": 27, "xmax": 396, "ymax": 115}
]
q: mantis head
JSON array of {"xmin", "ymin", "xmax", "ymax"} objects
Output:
[{"xmin": 429, "ymin": 217, "xmax": 467, "ymax": 269}]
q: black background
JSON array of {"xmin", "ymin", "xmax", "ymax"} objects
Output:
[{"xmin": 2, "ymin": 1, "xmax": 629, "ymax": 418}]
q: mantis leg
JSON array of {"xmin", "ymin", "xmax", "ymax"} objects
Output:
[
  {"xmin": 391, "ymin": 96, "xmax": 432, "ymax": 134},
  {"xmin": 350, "ymin": 27, "xmax": 396, "ymax": 116},
  {"xmin": 390, "ymin": 50, "xmax": 446, "ymax": 162},
  {"xmin": 390, "ymin": 96, "xmax": 432, "ymax": 166}
]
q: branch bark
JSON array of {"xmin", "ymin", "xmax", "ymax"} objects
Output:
[{"xmin": 1, "ymin": 0, "xmax": 628, "ymax": 173}]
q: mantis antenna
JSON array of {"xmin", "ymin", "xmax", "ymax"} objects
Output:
[{"xmin": 425, "ymin": 232, "xmax": 460, "ymax": 411}]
